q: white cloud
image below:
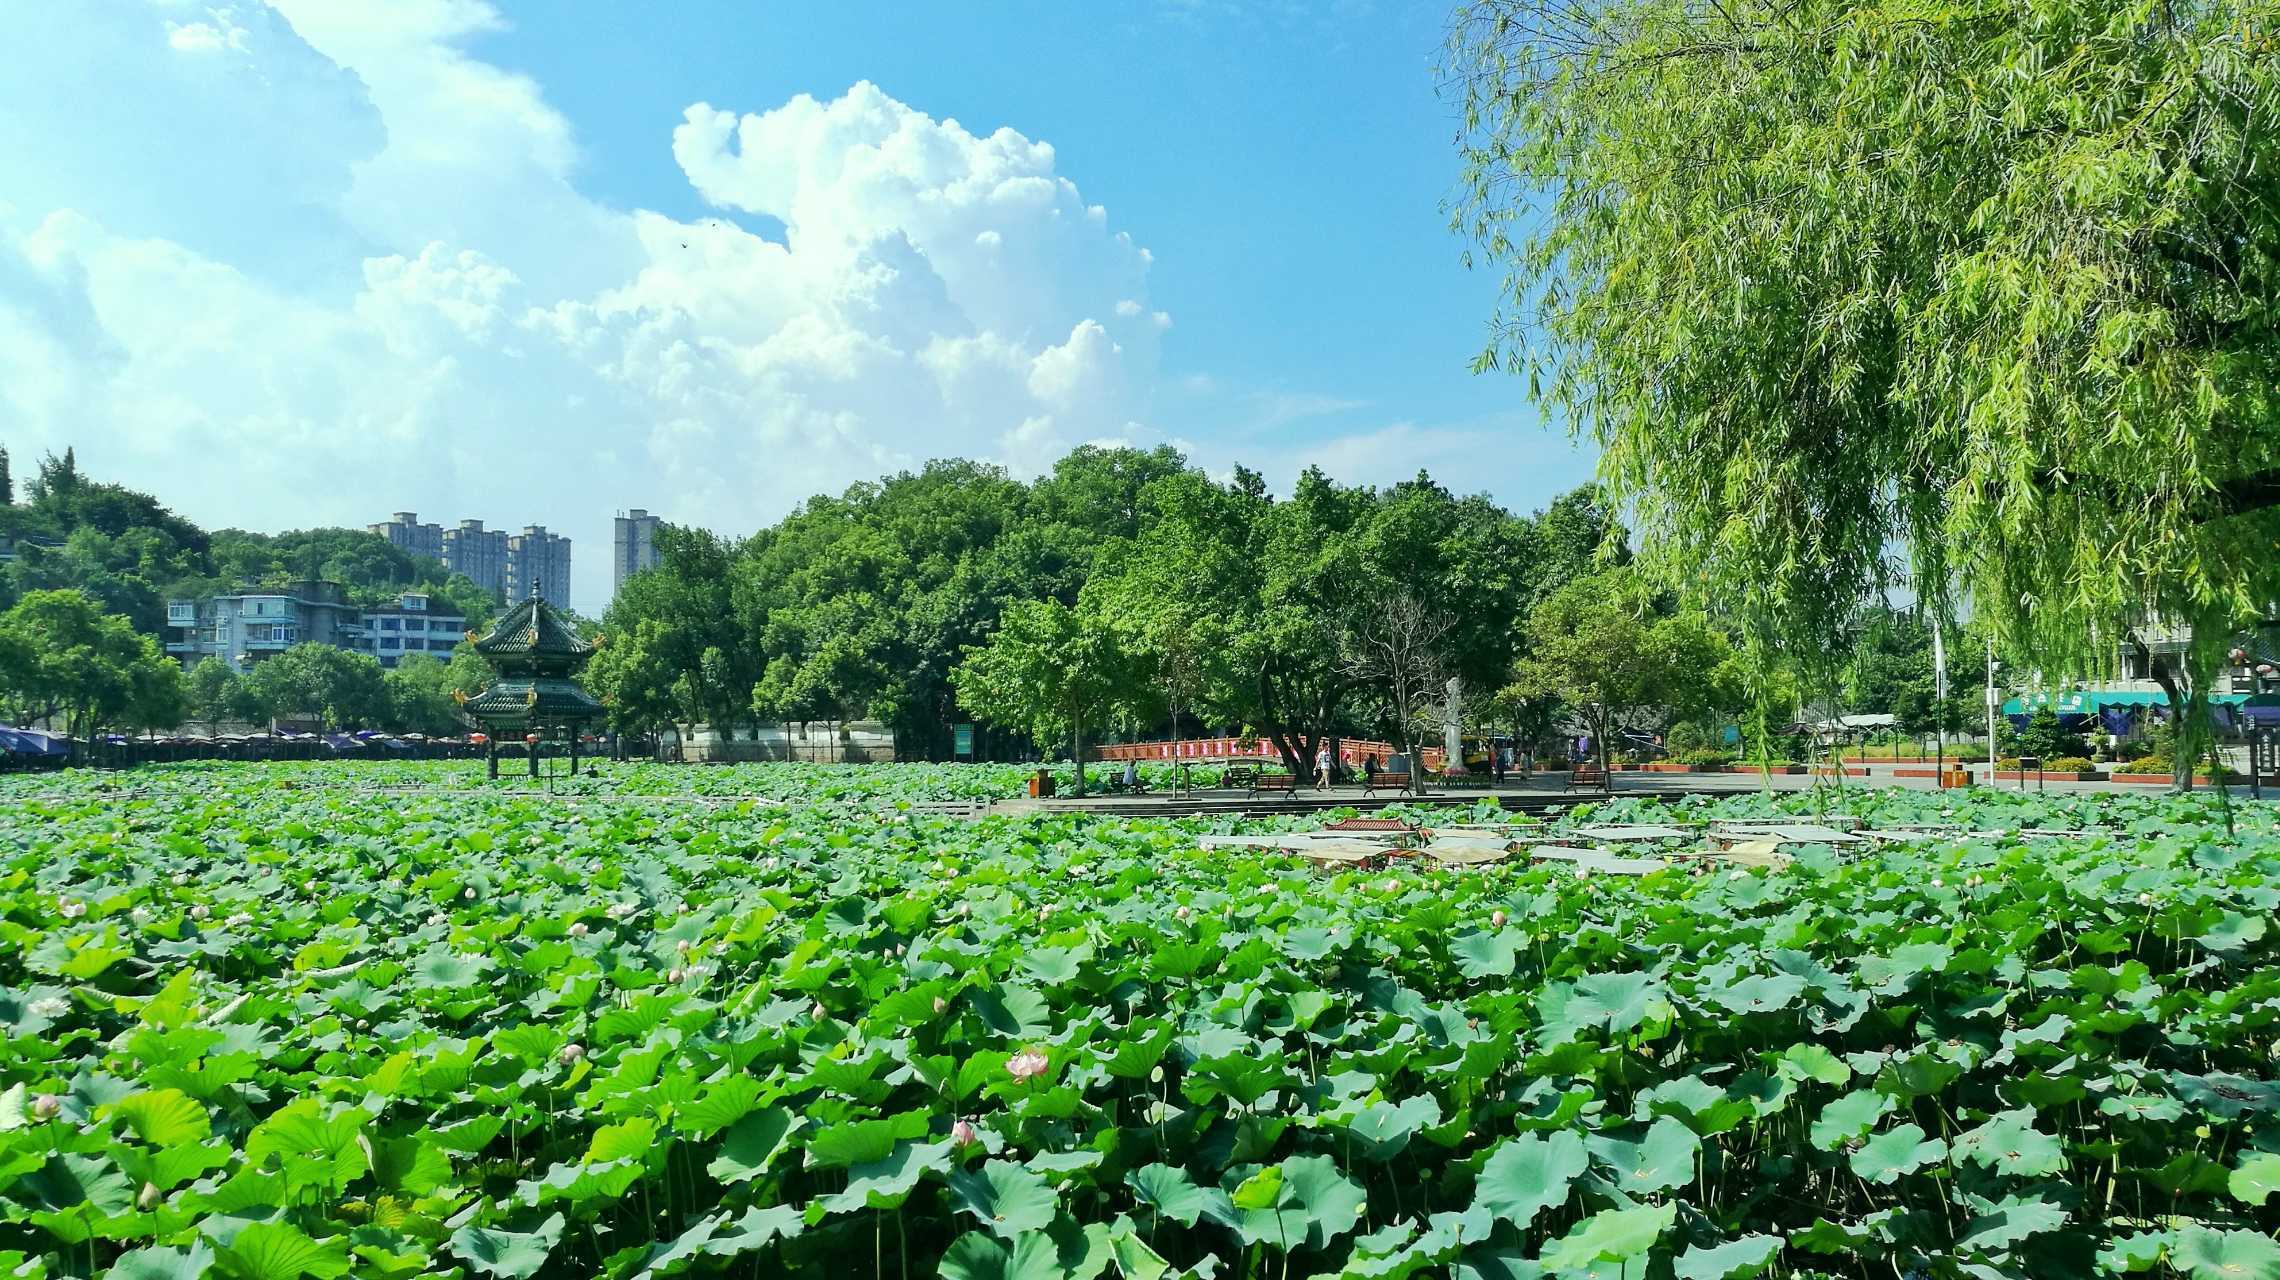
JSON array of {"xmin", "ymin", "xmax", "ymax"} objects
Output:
[{"xmin": 0, "ymin": 4, "xmax": 1167, "ymax": 613}]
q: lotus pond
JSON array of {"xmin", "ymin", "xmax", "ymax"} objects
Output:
[{"xmin": 2, "ymin": 763, "xmax": 2276, "ymax": 1279}]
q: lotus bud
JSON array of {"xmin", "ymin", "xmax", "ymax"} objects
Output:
[
  {"xmin": 667, "ymin": 968, "xmax": 684, "ymax": 983},
  {"xmin": 568, "ymin": 922, "xmax": 588, "ymax": 937},
  {"xmin": 30, "ymin": 1094, "xmax": 60, "ymax": 1120},
  {"xmin": 463, "ymin": 887, "xmax": 476, "ymax": 900},
  {"xmin": 1930, "ymin": 878, "xmax": 1943, "ymax": 889},
  {"xmin": 675, "ymin": 939, "xmax": 693, "ymax": 955},
  {"xmin": 138, "ymin": 1182, "xmax": 160, "ymax": 1210},
  {"xmin": 951, "ymin": 1119, "xmax": 978, "ymax": 1146},
  {"xmin": 1174, "ymin": 906, "xmax": 1191, "ymax": 922},
  {"xmin": 190, "ymin": 904, "xmax": 210, "ymax": 920},
  {"xmin": 355, "ymin": 1019, "xmax": 369, "ymax": 1030},
  {"xmin": 1490, "ymin": 909, "xmax": 1507, "ymax": 927},
  {"xmin": 894, "ymin": 944, "xmax": 906, "ymax": 957},
  {"xmin": 58, "ymin": 899, "xmax": 85, "ymax": 920},
  {"xmin": 171, "ymin": 873, "xmax": 190, "ymax": 887},
  {"xmin": 227, "ymin": 913, "xmax": 251, "ymax": 927},
  {"xmin": 427, "ymin": 913, "xmax": 446, "ymax": 926},
  {"xmin": 811, "ymin": 1001, "xmax": 827, "ymax": 1019},
  {"xmin": 2137, "ymin": 892, "xmax": 2154, "ymax": 906},
  {"xmin": 932, "ymin": 996, "xmax": 948, "ymax": 1015},
  {"xmin": 558, "ymin": 1043, "xmax": 585, "ymax": 1064},
  {"xmin": 1381, "ymin": 878, "xmax": 1399, "ymax": 893}
]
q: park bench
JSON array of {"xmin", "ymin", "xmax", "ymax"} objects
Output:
[
  {"xmin": 1219, "ymin": 765, "xmax": 1258, "ymax": 793},
  {"xmin": 1564, "ymin": 764, "xmax": 1610, "ymax": 793},
  {"xmin": 1105, "ymin": 773, "xmax": 1150, "ymax": 795},
  {"xmin": 1249, "ymin": 771, "xmax": 1298, "ymax": 797},
  {"xmin": 1363, "ymin": 766, "xmax": 1411, "ymax": 797}
]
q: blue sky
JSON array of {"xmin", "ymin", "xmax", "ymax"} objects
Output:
[{"xmin": 0, "ymin": 1, "xmax": 1592, "ymax": 611}]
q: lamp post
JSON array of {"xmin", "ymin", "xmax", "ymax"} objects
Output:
[{"xmin": 1984, "ymin": 636, "xmax": 2001, "ymax": 785}]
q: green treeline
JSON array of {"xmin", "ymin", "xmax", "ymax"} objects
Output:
[{"xmin": 589, "ymin": 445, "xmax": 1644, "ymax": 768}]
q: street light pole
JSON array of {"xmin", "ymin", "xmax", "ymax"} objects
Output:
[{"xmin": 1985, "ymin": 635, "xmax": 2000, "ymax": 784}]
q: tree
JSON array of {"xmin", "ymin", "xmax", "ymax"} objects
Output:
[
  {"xmin": 0, "ymin": 446, "xmax": 12, "ymax": 507},
  {"xmin": 185, "ymin": 657, "xmax": 251, "ymax": 729},
  {"xmin": 385, "ymin": 654, "xmax": 466, "ymax": 736},
  {"xmin": 1508, "ymin": 569, "xmax": 1740, "ymax": 778},
  {"xmin": 1449, "ymin": 0, "xmax": 2280, "ymax": 789},
  {"xmin": 241, "ymin": 644, "xmax": 388, "ymax": 730},
  {"xmin": 952, "ymin": 599, "xmax": 1151, "ymax": 796},
  {"xmin": 0, "ymin": 589, "xmax": 182, "ymax": 744},
  {"xmin": 1339, "ymin": 588, "xmax": 1454, "ymax": 788}
]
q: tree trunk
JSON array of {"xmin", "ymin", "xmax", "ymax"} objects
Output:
[
  {"xmin": 1072, "ymin": 713, "xmax": 1087, "ymax": 797},
  {"xmin": 2130, "ymin": 632, "xmax": 2194, "ymax": 792}
]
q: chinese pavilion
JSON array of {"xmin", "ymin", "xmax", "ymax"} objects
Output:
[{"xmin": 457, "ymin": 588, "xmax": 606, "ymax": 778}]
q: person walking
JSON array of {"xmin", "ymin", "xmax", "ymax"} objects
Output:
[{"xmin": 1315, "ymin": 742, "xmax": 1334, "ymax": 790}]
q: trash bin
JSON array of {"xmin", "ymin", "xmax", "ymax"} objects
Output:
[{"xmin": 1027, "ymin": 769, "xmax": 1056, "ymax": 799}]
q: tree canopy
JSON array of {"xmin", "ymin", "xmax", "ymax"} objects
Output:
[
  {"xmin": 0, "ymin": 588, "xmax": 184, "ymax": 743},
  {"xmin": 1448, "ymin": 0, "xmax": 2280, "ymax": 690}
]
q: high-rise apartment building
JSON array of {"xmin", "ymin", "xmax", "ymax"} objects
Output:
[
  {"xmin": 505, "ymin": 525, "xmax": 573, "ymax": 604},
  {"xmin": 368, "ymin": 512, "xmax": 565, "ymax": 602},
  {"xmin": 442, "ymin": 519, "xmax": 508, "ymax": 598},
  {"xmin": 368, "ymin": 512, "xmax": 443, "ymax": 562},
  {"xmin": 613, "ymin": 509, "xmax": 663, "ymax": 597}
]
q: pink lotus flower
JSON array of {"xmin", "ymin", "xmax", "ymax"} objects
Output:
[
  {"xmin": 1006, "ymin": 1050, "xmax": 1050, "ymax": 1082},
  {"xmin": 951, "ymin": 1119, "xmax": 978, "ymax": 1146}
]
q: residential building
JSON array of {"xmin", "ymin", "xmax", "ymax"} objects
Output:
[
  {"xmin": 355, "ymin": 592, "xmax": 469, "ymax": 670},
  {"xmin": 165, "ymin": 581, "xmax": 366, "ymax": 673},
  {"xmin": 505, "ymin": 524, "xmax": 572, "ymax": 604},
  {"xmin": 368, "ymin": 512, "xmax": 444, "ymax": 562},
  {"xmin": 613, "ymin": 508, "xmax": 662, "ymax": 597},
  {"xmin": 442, "ymin": 519, "xmax": 508, "ymax": 597}
]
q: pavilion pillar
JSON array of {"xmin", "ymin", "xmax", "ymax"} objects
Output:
[
  {"xmin": 486, "ymin": 739, "xmax": 498, "ymax": 780},
  {"xmin": 569, "ymin": 730, "xmax": 580, "ymax": 775},
  {"xmin": 529, "ymin": 736, "xmax": 540, "ymax": 777}
]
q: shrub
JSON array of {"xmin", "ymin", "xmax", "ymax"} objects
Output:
[
  {"xmin": 1664, "ymin": 721, "xmax": 1715, "ymax": 755},
  {"xmin": 1677, "ymin": 747, "xmax": 1731, "ymax": 769},
  {"xmin": 2049, "ymin": 756, "xmax": 2095, "ymax": 772},
  {"xmin": 2125, "ymin": 756, "xmax": 2171, "ymax": 775},
  {"xmin": 1951, "ymin": 747, "xmax": 1990, "ymax": 763}
]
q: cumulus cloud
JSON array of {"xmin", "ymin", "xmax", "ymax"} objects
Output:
[{"xmin": 0, "ymin": 4, "xmax": 1167, "ymax": 611}]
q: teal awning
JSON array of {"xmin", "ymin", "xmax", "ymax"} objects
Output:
[{"xmin": 2002, "ymin": 690, "xmax": 2248, "ymax": 715}]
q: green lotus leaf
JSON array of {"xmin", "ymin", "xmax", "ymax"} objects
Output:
[
  {"xmin": 1850, "ymin": 1125, "xmax": 1945, "ymax": 1185},
  {"xmin": 948, "ymin": 1159, "xmax": 1059, "ymax": 1241},
  {"xmin": 2172, "ymin": 1228, "xmax": 2280, "ymax": 1280},
  {"xmin": 1951, "ymin": 1108, "xmax": 2066, "ymax": 1178},
  {"xmin": 449, "ymin": 1213, "xmax": 565, "ymax": 1280},
  {"xmin": 105, "ymin": 1241, "xmax": 217, "ymax": 1280},
  {"xmin": 1129, "ymin": 1164, "xmax": 1210, "ymax": 1227},
  {"xmin": 804, "ymin": 1110, "xmax": 925, "ymax": 1170},
  {"xmin": 1586, "ymin": 1117, "xmax": 1700, "ymax": 1194},
  {"xmin": 1539, "ymin": 1203, "xmax": 1675, "ymax": 1273},
  {"xmin": 1955, "ymin": 1193, "xmax": 2067, "ymax": 1253},
  {"xmin": 1672, "ymin": 1234, "xmax": 1781, "ymax": 1280},
  {"xmin": 215, "ymin": 1222, "xmax": 350, "ymax": 1280},
  {"xmin": 109, "ymin": 1090, "xmax": 212, "ymax": 1148},
  {"xmin": 938, "ymin": 1231, "xmax": 1064, "ymax": 1280}
]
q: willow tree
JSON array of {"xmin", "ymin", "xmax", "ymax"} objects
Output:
[{"xmin": 1447, "ymin": 0, "xmax": 2280, "ymax": 787}]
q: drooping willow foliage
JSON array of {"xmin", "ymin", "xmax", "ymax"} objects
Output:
[{"xmin": 1445, "ymin": 0, "xmax": 2280, "ymax": 691}]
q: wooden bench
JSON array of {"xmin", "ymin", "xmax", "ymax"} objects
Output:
[
  {"xmin": 1219, "ymin": 766, "xmax": 1258, "ymax": 793},
  {"xmin": 1104, "ymin": 775, "xmax": 1150, "ymax": 795},
  {"xmin": 1249, "ymin": 771, "xmax": 1298, "ymax": 797},
  {"xmin": 1564, "ymin": 764, "xmax": 1610, "ymax": 793},
  {"xmin": 1363, "ymin": 767, "xmax": 1411, "ymax": 797}
]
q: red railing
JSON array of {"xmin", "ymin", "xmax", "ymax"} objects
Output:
[{"xmin": 1092, "ymin": 736, "xmax": 1446, "ymax": 769}]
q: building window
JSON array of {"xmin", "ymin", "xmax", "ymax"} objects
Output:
[
  {"xmin": 404, "ymin": 638, "xmax": 425, "ymax": 651},
  {"xmin": 380, "ymin": 637, "xmax": 401, "ymax": 650},
  {"xmin": 404, "ymin": 619, "xmax": 426, "ymax": 632},
  {"xmin": 379, "ymin": 617, "xmax": 401, "ymax": 631}
]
